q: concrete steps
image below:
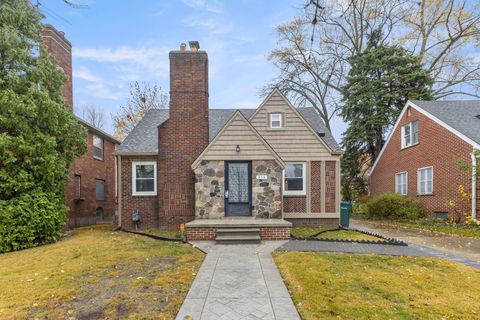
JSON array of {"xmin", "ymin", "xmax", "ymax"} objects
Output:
[{"xmin": 215, "ymin": 227, "xmax": 261, "ymax": 244}]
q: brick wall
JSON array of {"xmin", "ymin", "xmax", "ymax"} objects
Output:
[
  {"xmin": 186, "ymin": 226, "xmax": 291, "ymax": 241},
  {"xmin": 311, "ymin": 161, "xmax": 322, "ymax": 212},
  {"xmin": 259, "ymin": 226, "xmax": 291, "ymax": 240},
  {"xmin": 41, "ymin": 24, "xmax": 73, "ymax": 107},
  {"xmin": 157, "ymin": 46, "xmax": 209, "ymax": 229},
  {"xmin": 283, "ymin": 196, "xmax": 307, "ymax": 213},
  {"xmin": 120, "ymin": 156, "xmax": 159, "ymax": 230},
  {"xmin": 370, "ymin": 105, "xmax": 474, "ymax": 217},
  {"xmin": 325, "ymin": 161, "xmax": 337, "ymax": 212}
]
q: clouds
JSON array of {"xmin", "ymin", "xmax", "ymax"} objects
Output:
[{"xmin": 180, "ymin": 0, "xmax": 224, "ymax": 14}]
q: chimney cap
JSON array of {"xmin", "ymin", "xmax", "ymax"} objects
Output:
[
  {"xmin": 180, "ymin": 43, "xmax": 187, "ymax": 52},
  {"xmin": 189, "ymin": 41, "xmax": 200, "ymax": 51}
]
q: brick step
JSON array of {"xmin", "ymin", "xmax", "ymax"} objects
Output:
[{"xmin": 215, "ymin": 234, "xmax": 261, "ymax": 244}]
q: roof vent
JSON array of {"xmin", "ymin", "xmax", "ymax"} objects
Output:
[{"xmin": 318, "ymin": 132, "xmax": 326, "ymax": 137}]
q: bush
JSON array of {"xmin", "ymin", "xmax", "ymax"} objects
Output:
[
  {"xmin": 366, "ymin": 193, "xmax": 425, "ymax": 220},
  {"xmin": 0, "ymin": 191, "xmax": 66, "ymax": 253}
]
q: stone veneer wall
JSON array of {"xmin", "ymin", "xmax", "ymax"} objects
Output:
[{"xmin": 193, "ymin": 159, "xmax": 283, "ymax": 219}]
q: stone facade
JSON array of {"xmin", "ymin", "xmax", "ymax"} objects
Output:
[{"xmin": 194, "ymin": 160, "xmax": 282, "ymax": 219}]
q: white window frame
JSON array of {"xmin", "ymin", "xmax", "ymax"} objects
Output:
[
  {"xmin": 93, "ymin": 134, "xmax": 104, "ymax": 160},
  {"xmin": 395, "ymin": 172, "xmax": 408, "ymax": 195},
  {"xmin": 417, "ymin": 166, "xmax": 433, "ymax": 195},
  {"xmin": 401, "ymin": 120, "xmax": 419, "ymax": 149},
  {"xmin": 132, "ymin": 161, "xmax": 157, "ymax": 196},
  {"xmin": 269, "ymin": 113, "xmax": 282, "ymax": 128},
  {"xmin": 283, "ymin": 162, "xmax": 307, "ymax": 196}
]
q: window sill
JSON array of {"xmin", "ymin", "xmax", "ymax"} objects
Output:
[
  {"xmin": 283, "ymin": 194, "xmax": 307, "ymax": 198},
  {"xmin": 132, "ymin": 193, "xmax": 157, "ymax": 197},
  {"xmin": 400, "ymin": 142, "xmax": 419, "ymax": 150},
  {"xmin": 416, "ymin": 193, "xmax": 434, "ymax": 197},
  {"xmin": 267, "ymin": 128, "xmax": 285, "ymax": 132},
  {"xmin": 94, "ymin": 156, "xmax": 104, "ymax": 161},
  {"xmin": 74, "ymin": 197, "xmax": 85, "ymax": 202}
]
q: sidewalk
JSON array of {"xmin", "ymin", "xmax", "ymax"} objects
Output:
[
  {"xmin": 351, "ymin": 219, "xmax": 480, "ymax": 262},
  {"xmin": 176, "ymin": 241, "xmax": 300, "ymax": 320}
]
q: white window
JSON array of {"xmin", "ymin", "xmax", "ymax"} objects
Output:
[
  {"xmin": 395, "ymin": 172, "xmax": 408, "ymax": 195},
  {"xmin": 401, "ymin": 120, "xmax": 419, "ymax": 148},
  {"xmin": 283, "ymin": 162, "xmax": 306, "ymax": 196},
  {"xmin": 93, "ymin": 135, "xmax": 104, "ymax": 160},
  {"xmin": 132, "ymin": 161, "xmax": 157, "ymax": 196},
  {"xmin": 270, "ymin": 113, "xmax": 282, "ymax": 128},
  {"xmin": 417, "ymin": 166, "xmax": 433, "ymax": 195}
]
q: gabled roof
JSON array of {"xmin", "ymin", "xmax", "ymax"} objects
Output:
[
  {"xmin": 191, "ymin": 111, "xmax": 285, "ymax": 169},
  {"xmin": 76, "ymin": 116, "xmax": 121, "ymax": 145},
  {"xmin": 116, "ymin": 106, "xmax": 341, "ymax": 155},
  {"xmin": 370, "ymin": 100, "xmax": 480, "ymax": 175}
]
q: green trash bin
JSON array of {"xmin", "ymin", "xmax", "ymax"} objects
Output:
[{"xmin": 340, "ymin": 201, "xmax": 352, "ymax": 228}]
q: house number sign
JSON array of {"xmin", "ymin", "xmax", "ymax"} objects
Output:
[{"xmin": 256, "ymin": 175, "xmax": 268, "ymax": 180}]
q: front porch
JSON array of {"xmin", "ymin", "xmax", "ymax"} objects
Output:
[{"xmin": 185, "ymin": 218, "xmax": 292, "ymax": 242}]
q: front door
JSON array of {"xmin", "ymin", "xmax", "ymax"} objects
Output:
[{"xmin": 225, "ymin": 161, "xmax": 252, "ymax": 216}]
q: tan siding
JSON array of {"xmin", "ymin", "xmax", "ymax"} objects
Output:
[
  {"xmin": 200, "ymin": 113, "xmax": 277, "ymax": 161},
  {"xmin": 249, "ymin": 91, "xmax": 332, "ymax": 161}
]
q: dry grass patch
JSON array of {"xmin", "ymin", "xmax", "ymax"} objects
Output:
[
  {"xmin": 274, "ymin": 252, "xmax": 480, "ymax": 320},
  {"xmin": 0, "ymin": 225, "xmax": 203, "ymax": 320}
]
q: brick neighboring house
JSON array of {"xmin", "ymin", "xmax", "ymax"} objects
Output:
[
  {"xmin": 42, "ymin": 25, "xmax": 120, "ymax": 228},
  {"xmin": 115, "ymin": 42, "xmax": 343, "ymax": 241},
  {"xmin": 370, "ymin": 100, "xmax": 480, "ymax": 219}
]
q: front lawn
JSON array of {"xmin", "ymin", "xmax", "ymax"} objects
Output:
[
  {"xmin": 274, "ymin": 252, "xmax": 480, "ymax": 319},
  {"xmin": 0, "ymin": 225, "xmax": 203, "ymax": 319},
  {"xmin": 291, "ymin": 227, "xmax": 382, "ymax": 241},
  {"xmin": 353, "ymin": 215, "xmax": 480, "ymax": 239}
]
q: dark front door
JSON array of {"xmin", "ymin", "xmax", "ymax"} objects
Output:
[{"xmin": 225, "ymin": 161, "xmax": 252, "ymax": 216}]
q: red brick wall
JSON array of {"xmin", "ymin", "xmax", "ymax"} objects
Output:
[
  {"xmin": 185, "ymin": 227, "xmax": 216, "ymax": 241},
  {"xmin": 311, "ymin": 161, "xmax": 322, "ymax": 212},
  {"xmin": 120, "ymin": 156, "xmax": 159, "ymax": 230},
  {"xmin": 370, "ymin": 105, "xmax": 474, "ymax": 216},
  {"xmin": 185, "ymin": 226, "xmax": 291, "ymax": 241},
  {"xmin": 286, "ymin": 218, "xmax": 339, "ymax": 228},
  {"xmin": 41, "ymin": 25, "xmax": 73, "ymax": 107},
  {"xmin": 66, "ymin": 131, "xmax": 117, "ymax": 228},
  {"xmin": 283, "ymin": 196, "xmax": 307, "ymax": 213},
  {"xmin": 157, "ymin": 49, "xmax": 209, "ymax": 229},
  {"xmin": 325, "ymin": 161, "xmax": 337, "ymax": 212}
]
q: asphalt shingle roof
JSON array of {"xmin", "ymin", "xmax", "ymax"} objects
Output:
[
  {"xmin": 116, "ymin": 107, "xmax": 341, "ymax": 154},
  {"xmin": 411, "ymin": 100, "xmax": 480, "ymax": 146}
]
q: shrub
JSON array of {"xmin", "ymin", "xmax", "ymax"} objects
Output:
[
  {"xmin": 366, "ymin": 193, "xmax": 425, "ymax": 220},
  {"xmin": 0, "ymin": 191, "xmax": 66, "ymax": 253}
]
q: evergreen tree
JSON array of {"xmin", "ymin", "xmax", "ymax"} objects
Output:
[
  {"xmin": 0, "ymin": 0, "xmax": 87, "ymax": 252},
  {"xmin": 340, "ymin": 30, "xmax": 433, "ymax": 200}
]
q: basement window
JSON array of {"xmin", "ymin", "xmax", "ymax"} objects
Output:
[
  {"xmin": 132, "ymin": 161, "xmax": 157, "ymax": 196},
  {"xmin": 284, "ymin": 162, "xmax": 306, "ymax": 196}
]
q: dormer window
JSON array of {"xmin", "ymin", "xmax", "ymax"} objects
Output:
[
  {"xmin": 401, "ymin": 120, "xmax": 418, "ymax": 148},
  {"xmin": 270, "ymin": 113, "xmax": 282, "ymax": 128}
]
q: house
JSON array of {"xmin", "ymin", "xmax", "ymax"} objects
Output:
[
  {"xmin": 114, "ymin": 42, "xmax": 343, "ymax": 241},
  {"xmin": 369, "ymin": 100, "xmax": 480, "ymax": 220},
  {"xmin": 42, "ymin": 25, "xmax": 120, "ymax": 228}
]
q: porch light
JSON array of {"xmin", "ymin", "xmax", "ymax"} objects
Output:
[{"xmin": 236, "ymin": 145, "xmax": 240, "ymax": 152}]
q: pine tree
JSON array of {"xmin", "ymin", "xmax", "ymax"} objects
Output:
[
  {"xmin": 0, "ymin": 0, "xmax": 87, "ymax": 252},
  {"xmin": 340, "ymin": 30, "xmax": 433, "ymax": 200}
]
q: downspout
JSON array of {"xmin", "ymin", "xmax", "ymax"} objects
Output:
[
  {"xmin": 472, "ymin": 152, "xmax": 477, "ymax": 220},
  {"xmin": 117, "ymin": 155, "xmax": 122, "ymax": 228}
]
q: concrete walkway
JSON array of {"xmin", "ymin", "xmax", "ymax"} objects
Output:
[
  {"xmin": 176, "ymin": 241, "xmax": 300, "ymax": 320},
  {"xmin": 351, "ymin": 219, "xmax": 480, "ymax": 262}
]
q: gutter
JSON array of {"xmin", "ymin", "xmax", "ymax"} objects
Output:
[{"xmin": 472, "ymin": 152, "xmax": 478, "ymax": 220}]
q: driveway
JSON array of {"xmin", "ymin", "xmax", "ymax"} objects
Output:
[
  {"xmin": 351, "ymin": 219, "xmax": 480, "ymax": 262},
  {"xmin": 176, "ymin": 241, "xmax": 300, "ymax": 320}
]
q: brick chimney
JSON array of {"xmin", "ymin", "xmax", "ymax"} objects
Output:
[
  {"xmin": 157, "ymin": 41, "xmax": 209, "ymax": 228},
  {"xmin": 41, "ymin": 24, "xmax": 73, "ymax": 107}
]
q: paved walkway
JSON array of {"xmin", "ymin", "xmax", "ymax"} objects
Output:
[
  {"xmin": 176, "ymin": 241, "xmax": 300, "ymax": 320},
  {"xmin": 351, "ymin": 219, "xmax": 480, "ymax": 262}
]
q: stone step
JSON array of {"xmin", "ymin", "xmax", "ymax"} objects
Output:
[
  {"xmin": 216, "ymin": 228, "xmax": 260, "ymax": 234},
  {"xmin": 215, "ymin": 234, "xmax": 261, "ymax": 244}
]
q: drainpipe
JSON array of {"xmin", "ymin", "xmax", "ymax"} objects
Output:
[
  {"xmin": 472, "ymin": 152, "xmax": 477, "ymax": 220},
  {"xmin": 117, "ymin": 155, "xmax": 122, "ymax": 228}
]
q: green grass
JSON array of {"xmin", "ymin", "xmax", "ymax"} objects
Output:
[
  {"xmin": 353, "ymin": 215, "xmax": 480, "ymax": 239},
  {"xmin": 274, "ymin": 252, "xmax": 480, "ymax": 320},
  {"xmin": 142, "ymin": 229, "xmax": 182, "ymax": 239},
  {"xmin": 0, "ymin": 225, "xmax": 203, "ymax": 320},
  {"xmin": 291, "ymin": 227, "xmax": 383, "ymax": 241}
]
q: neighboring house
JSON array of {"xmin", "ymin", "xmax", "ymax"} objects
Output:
[
  {"xmin": 370, "ymin": 100, "xmax": 480, "ymax": 219},
  {"xmin": 42, "ymin": 25, "xmax": 120, "ymax": 228},
  {"xmin": 115, "ymin": 42, "xmax": 343, "ymax": 241}
]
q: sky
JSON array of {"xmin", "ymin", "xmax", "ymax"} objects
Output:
[{"xmin": 39, "ymin": 0, "xmax": 347, "ymax": 141}]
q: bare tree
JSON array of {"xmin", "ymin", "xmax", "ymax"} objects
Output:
[
  {"xmin": 112, "ymin": 81, "xmax": 168, "ymax": 141},
  {"xmin": 81, "ymin": 104, "xmax": 106, "ymax": 129}
]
